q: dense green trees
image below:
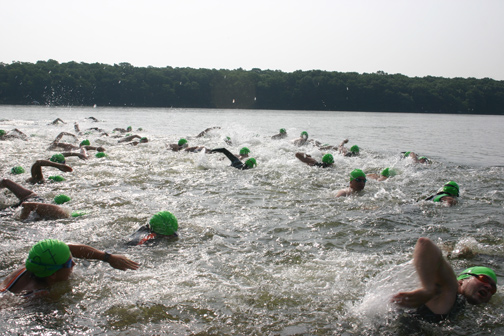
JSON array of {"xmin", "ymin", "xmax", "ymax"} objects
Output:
[{"xmin": 0, "ymin": 60, "xmax": 502, "ymax": 114}]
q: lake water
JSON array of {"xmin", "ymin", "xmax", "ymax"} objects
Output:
[{"xmin": 1, "ymin": 105, "xmax": 503, "ymax": 335}]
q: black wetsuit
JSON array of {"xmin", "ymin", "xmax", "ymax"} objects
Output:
[
  {"xmin": 313, "ymin": 162, "xmax": 332, "ymax": 168},
  {"xmin": 212, "ymin": 148, "xmax": 252, "ymax": 170},
  {"xmin": 413, "ymin": 294, "xmax": 466, "ymax": 323}
]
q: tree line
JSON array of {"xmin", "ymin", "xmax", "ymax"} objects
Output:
[{"xmin": 0, "ymin": 60, "xmax": 503, "ymax": 114}]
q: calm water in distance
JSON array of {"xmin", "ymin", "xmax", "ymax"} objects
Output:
[{"xmin": 0, "ymin": 105, "xmax": 503, "ymax": 335}]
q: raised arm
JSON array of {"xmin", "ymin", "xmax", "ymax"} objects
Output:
[
  {"xmin": 392, "ymin": 237, "xmax": 459, "ymax": 314},
  {"xmin": 295, "ymin": 152, "xmax": 318, "ymax": 166},
  {"xmin": 68, "ymin": 244, "xmax": 140, "ymax": 271}
]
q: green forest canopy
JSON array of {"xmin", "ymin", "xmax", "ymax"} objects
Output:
[{"xmin": 0, "ymin": 60, "xmax": 503, "ymax": 114}]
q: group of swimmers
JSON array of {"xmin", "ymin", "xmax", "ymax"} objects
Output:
[{"xmin": 0, "ymin": 122, "xmax": 498, "ymax": 325}]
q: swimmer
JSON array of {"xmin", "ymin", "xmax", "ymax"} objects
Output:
[
  {"xmin": 392, "ymin": 237, "xmax": 497, "ymax": 323},
  {"xmin": 425, "ymin": 181, "xmax": 459, "ymax": 206},
  {"xmin": 295, "ymin": 153, "xmax": 334, "ymax": 168},
  {"xmin": 113, "ymin": 126, "xmax": 133, "ymax": 133},
  {"xmin": 236, "ymin": 147, "xmax": 251, "ymax": 160},
  {"xmin": 271, "ymin": 128, "xmax": 287, "ymax": 140},
  {"xmin": 127, "ymin": 211, "xmax": 179, "ymax": 246},
  {"xmin": 48, "ymin": 132, "xmax": 79, "ymax": 151},
  {"xmin": 0, "ymin": 178, "xmax": 70, "ymax": 220},
  {"xmin": 49, "ymin": 118, "xmax": 66, "ymax": 125},
  {"xmin": 338, "ymin": 139, "xmax": 360, "ymax": 157},
  {"xmin": 118, "ymin": 135, "xmax": 148, "ymax": 145},
  {"xmin": 403, "ymin": 151, "xmax": 432, "ymax": 164},
  {"xmin": 0, "ymin": 128, "xmax": 28, "ymax": 141},
  {"xmin": 335, "ymin": 169, "xmax": 367, "ymax": 197},
  {"xmin": 292, "ymin": 131, "xmax": 309, "ymax": 147},
  {"xmin": 168, "ymin": 138, "xmax": 189, "ymax": 151},
  {"xmin": 367, "ymin": 167, "xmax": 397, "ymax": 181},
  {"xmin": 211, "ymin": 148, "xmax": 257, "ymax": 170},
  {"xmin": 0, "ymin": 239, "xmax": 139, "ymax": 297},
  {"xmin": 184, "ymin": 146, "xmax": 213, "ymax": 153},
  {"xmin": 26, "ymin": 159, "xmax": 73, "ymax": 184},
  {"xmin": 196, "ymin": 126, "xmax": 221, "ymax": 138}
]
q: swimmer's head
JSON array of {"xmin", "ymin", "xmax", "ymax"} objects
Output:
[
  {"xmin": 457, "ymin": 266, "xmax": 497, "ymax": 284},
  {"xmin": 48, "ymin": 175, "xmax": 65, "ymax": 182},
  {"xmin": 11, "ymin": 166, "xmax": 25, "ymax": 174},
  {"xmin": 95, "ymin": 152, "xmax": 107, "ymax": 158},
  {"xmin": 280, "ymin": 128, "xmax": 286, "ymax": 134},
  {"xmin": 440, "ymin": 181, "xmax": 459, "ymax": 197},
  {"xmin": 25, "ymin": 239, "xmax": 71, "ymax": 278},
  {"xmin": 80, "ymin": 139, "xmax": 90, "ymax": 146},
  {"xmin": 0, "ymin": 130, "xmax": 6, "ymax": 136},
  {"xmin": 240, "ymin": 147, "xmax": 250, "ymax": 155},
  {"xmin": 322, "ymin": 154, "xmax": 334, "ymax": 165},
  {"xmin": 149, "ymin": 211, "xmax": 178, "ymax": 236},
  {"xmin": 300, "ymin": 131, "xmax": 308, "ymax": 139},
  {"xmin": 381, "ymin": 168, "xmax": 397, "ymax": 177},
  {"xmin": 140, "ymin": 137, "xmax": 148, "ymax": 143},
  {"xmin": 404, "ymin": 151, "xmax": 411, "ymax": 158},
  {"xmin": 50, "ymin": 154, "xmax": 66, "ymax": 164},
  {"xmin": 349, "ymin": 169, "xmax": 366, "ymax": 181},
  {"xmin": 245, "ymin": 158, "xmax": 257, "ymax": 168},
  {"xmin": 127, "ymin": 126, "xmax": 132, "ymax": 132},
  {"xmin": 54, "ymin": 194, "xmax": 71, "ymax": 204},
  {"xmin": 350, "ymin": 145, "xmax": 360, "ymax": 154},
  {"xmin": 418, "ymin": 156, "xmax": 431, "ymax": 164},
  {"xmin": 178, "ymin": 138, "xmax": 188, "ymax": 147}
]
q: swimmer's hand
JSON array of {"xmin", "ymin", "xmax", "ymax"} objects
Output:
[
  {"xmin": 391, "ymin": 288, "xmax": 433, "ymax": 308},
  {"xmin": 108, "ymin": 254, "xmax": 140, "ymax": 271}
]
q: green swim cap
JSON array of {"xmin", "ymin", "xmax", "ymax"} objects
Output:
[
  {"xmin": 71, "ymin": 211, "xmax": 86, "ymax": 217},
  {"xmin": 350, "ymin": 169, "xmax": 366, "ymax": 181},
  {"xmin": 25, "ymin": 239, "xmax": 71, "ymax": 278},
  {"xmin": 48, "ymin": 175, "xmax": 65, "ymax": 182},
  {"xmin": 149, "ymin": 211, "xmax": 178, "ymax": 236},
  {"xmin": 0, "ymin": 130, "xmax": 6, "ymax": 136},
  {"xmin": 280, "ymin": 128, "xmax": 286, "ymax": 134},
  {"xmin": 245, "ymin": 158, "xmax": 257, "ymax": 168},
  {"xmin": 127, "ymin": 126, "xmax": 132, "ymax": 132},
  {"xmin": 178, "ymin": 138, "xmax": 188, "ymax": 146},
  {"xmin": 140, "ymin": 137, "xmax": 148, "ymax": 143},
  {"xmin": 381, "ymin": 168, "xmax": 397, "ymax": 177},
  {"xmin": 50, "ymin": 153, "xmax": 66, "ymax": 164},
  {"xmin": 95, "ymin": 152, "xmax": 107, "ymax": 158},
  {"xmin": 404, "ymin": 151, "xmax": 411, "ymax": 157},
  {"xmin": 301, "ymin": 131, "xmax": 308, "ymax": 139},
  {"xmin": 11, "ymin": 166, "xmax": 25, "ymax": 174},
  {"xmin": 240, "ymin": 147, "xmax": 250, "ymax": 155},
  {"xmin": 80, "ymin": 139, "xmax": 90, "ymax": 146},
  {"xmin": 322, "ymin": 153, "xmax": 334, "ymax": 164},
  {"xmin": 457, "ymin": 266, "xmax": 497, "ymax": 284},
  {"xmin": 350, "ymin": 145, "xmax": 360, "ymax": 153},
  {"xmin": 54, "ymin": 194, "xmax": 71, "ymax": 204},
  {"xmin": 439, "ymin": 181, "xmax": 459, "ymax": 197}
]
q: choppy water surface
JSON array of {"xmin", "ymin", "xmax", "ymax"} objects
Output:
[{"xmin": 1, "ymin": 106, "xmax": 503, "ymax": 335}]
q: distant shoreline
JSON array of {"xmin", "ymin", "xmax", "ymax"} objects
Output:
[{"xmin": 1, "ymin": 60, "xmax": 503, "ymax": 115}]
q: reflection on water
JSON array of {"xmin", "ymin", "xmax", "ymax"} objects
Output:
[{"xmin": 1, "ymin": 106, "xmax": 503, "ymax": 335}]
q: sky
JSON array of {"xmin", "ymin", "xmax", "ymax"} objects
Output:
[{"xmin": 1, "ymin": 0, "xmax": 503, "ymax": 80}]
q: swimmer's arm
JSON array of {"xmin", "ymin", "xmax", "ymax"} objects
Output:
[
  {"xmin": 295, "ymin": 152, "xmax": 317, "ymax": 166},
  {"xmin": 392, "ymin": 238, "xmax": 458, "ymax": 314},
  {"xmin": 68, "ymin": 244, "xmax": 140, "ymax": 271}
]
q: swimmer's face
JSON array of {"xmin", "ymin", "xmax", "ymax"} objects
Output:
[
  {"xmin": 460, "ymin": 276, "xmax": 496, "ymax": 305},
  {"xmin": 50, "ymin": 257, "xmax": 76, "ymax": 282},
  {"xmin": 350, "ymin": 177, "xmax": 366, "ymax": 192}
]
